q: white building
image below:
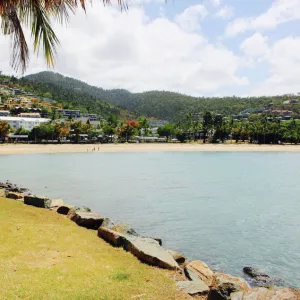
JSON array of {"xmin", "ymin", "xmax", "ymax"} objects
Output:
[{"xmin": 0, "ymin": 116, "xmax": 50, "ymax": 131}]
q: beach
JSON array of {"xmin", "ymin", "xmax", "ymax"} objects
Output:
[{"xmin": 1, "ymin": 143, "xmax": 300, "ymax": 155}]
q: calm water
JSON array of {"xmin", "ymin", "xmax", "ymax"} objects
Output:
[{"xmin": 1, "ymin": 152, "xmax": 300, "ymax": 287}]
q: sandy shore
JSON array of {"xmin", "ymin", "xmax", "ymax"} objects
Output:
[{"xmin": 1, "ymin": 143, "xmax": 300, "ymax": 154}]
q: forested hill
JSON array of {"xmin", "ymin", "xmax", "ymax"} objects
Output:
[
  {"xmin": 19, "ymin": 74, "xmax": 135, "ymax": 119},
  {"xmin": 25, "ymin": 71, "xmax": 289, "ymax": 121}
]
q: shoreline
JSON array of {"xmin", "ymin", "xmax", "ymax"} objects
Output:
[
  {"xmin": 1, "ymin": 181, "xmax": 300, "ymax": 298},
  {"xmin": 2, "ymin": 143, "xmax": 300, "ymax": 155}
]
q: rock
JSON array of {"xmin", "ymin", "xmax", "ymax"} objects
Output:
[
  {"xmin": 177, "ymin": 280, "xmax": 210, "ymax": 296},
  {"xmin": 243, "ymin": 267, "xmax": 287, "ymax": 287},
  {"xmin": 100, "ymin": 217, "xmax": 115, "ymax": 229},
  {"xmin": 97, "ymin": 227, "xmax": 179, "ymax": 270},
  {"xmin": 6, "ymin": 192, "xmax": 24, "ymax": 200},
  {"xmin": 231, "ymin": 287, "xmax": 300, "ymax": 300},
  {"xmin": 73, "ymin": 206, "xmax": 92, "ymax": 212},
  {"xmin": 243, "ymin": 267, "xmax": 270, "ymax": 281},
  {"xmin": 151, "ymin": 238, "xmax": 162, "ymax": 246},
  {"xmin": 49, "ymin": 199, "xmax": 64, "ymax": 208},
  {"xmin": 122, "ymin": 235, "xmax": 179, "ymax": 270},
  {"xmin": 0, "ymin": 188, "xmax": 6, "ymax": 197},
  {"xmin": 214, "ymin": 273, "xmax": 249, "ymax": 291},
  {"xmin": 209, "ymin": 283, "xmax": 240, "ymax": 300},
  {"xmin": 185, "ymin": 261, "xmax": 214, "ymax": 286},
  {"xmin": 167, "ymin": 250, "xmax": 186, "ymax": 264},
  {"xmin": 98, "ymin": 227, "xmax": 127, "ymax": 247},
  {"xmin": 56, "ymin": 205, "xmax": 73, "ymax": 215},
  {"xmin": 70, "ymin": 212, "xmax": 104, "ymax": 229},
  {"xmin": 112, "ymin": 224, "xmax": 139, "ymax": 236},
  {"xmin": 24, "ymin": 195, "xmax": 52, "ymax": 208}
]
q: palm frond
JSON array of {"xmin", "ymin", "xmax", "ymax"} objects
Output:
[
  {"xmin": 0, "ymin": 0, "xmax": 130, "ymax": 73},
  {"xmin": 1, "ymin": 7, "xmax": 29, "ymax": 73}
]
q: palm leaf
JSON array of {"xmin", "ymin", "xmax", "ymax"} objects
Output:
[{"xmin": 0, "ymin": 0, "xmax": 130, "ymax": 73}]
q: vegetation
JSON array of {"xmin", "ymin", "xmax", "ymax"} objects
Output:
[
  {"xmin": 0, "ymin": 120, "xmax": 11, "ymax": 141},
  {"xmin": 156, "ymin": 112, "xmax": 300, "ymax": 145},
  {"xmin": 0, "ymin": 197, "xmax": 187, "ymax": 300},
  {"xmin": 24, "ymin": 72, "xmax": 300, "ymax": 122}
]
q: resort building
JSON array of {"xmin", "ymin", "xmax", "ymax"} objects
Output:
[
  {"xmin": 18, "ymin": 113, "xmax": 41, "ymax": 118},
  {"xmin": 0, "ymin": 116, "xmax": 50, "ymax": 131},
  {"xmin": 57, "ymin": 109, "xmax": 81, "ymax": 118},
  {"xmin": 0, "ymin": 110, "xmax": 10, "ymax": 116}
]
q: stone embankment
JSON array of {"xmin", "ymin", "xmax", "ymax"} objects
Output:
[{"xmin": 0, "ymin": 181, "xmax": 299, "ymax": 300}]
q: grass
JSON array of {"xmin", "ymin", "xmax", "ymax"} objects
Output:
[{"xmin": 0, "ymin": 198, "xmax": 188, "ymax": 300}]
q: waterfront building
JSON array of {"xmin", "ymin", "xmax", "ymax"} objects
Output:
[{"xmin": 0, "ymin": 116, "xmax": 50, "ymax": 131}]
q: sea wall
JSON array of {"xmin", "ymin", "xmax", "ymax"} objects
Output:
[{"xmin": 0, "ymin": 180, "xmax": 299, "ymax": 299}]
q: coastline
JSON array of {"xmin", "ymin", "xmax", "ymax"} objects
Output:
[
  {"xmin": 2, "ymin": 143, "xmax": 300, "ymax": 155},
  {"xmin": 1, "ymin": 181, "xmax": 300, "ymax": 299}
]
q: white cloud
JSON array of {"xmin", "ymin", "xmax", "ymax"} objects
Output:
[
  {"xmin": 174, "ymin": 4, "xmax": 208, "ymax": 32},
  {"xmin": 0, "ymin": 3, "xmax": 248, "ymax": 96},
  {"xmin": 211, "ymin": 0, "xmax": 221, "ymax": 7},
  {"xmin": 241, "ymin": 33, "xmax": 269, "ymax": 61},
  {"xmin": 226, "ymin": 0, "xmax": 300, "ymax": 36},
  {"xmin": 246, "ymin": 36, "xmax": 300, "ymax": 95},
  {"xmin": 215, "ymin": 6, "xmax": 234, "ymax": 20}
]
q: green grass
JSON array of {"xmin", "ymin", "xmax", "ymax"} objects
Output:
[{"xmin": 0, "ymin": 198, "xmax": 188, "ymax": 300}]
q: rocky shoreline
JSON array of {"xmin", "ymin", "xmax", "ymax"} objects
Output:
[{"xmin": 0, "ymin": 181, "xmax": 299, "ymax": 300}]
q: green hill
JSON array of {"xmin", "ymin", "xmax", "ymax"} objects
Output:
[{"xmin": 24, "ymin": 71, "xmax": 297, "ymax": 121}]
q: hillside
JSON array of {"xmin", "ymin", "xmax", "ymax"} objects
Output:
[
  {"xmin": 24, "ymin": 71, "xmax": 298, "ymax": 121},
  {"xmin": 17, "ymin": 74, "xmax": 135, "ymax": 120}
]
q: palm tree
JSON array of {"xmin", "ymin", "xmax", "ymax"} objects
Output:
[{"xmin": 0, "ymin": 0, "xmax": 127, "ymax": 73}]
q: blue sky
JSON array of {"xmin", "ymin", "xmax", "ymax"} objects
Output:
[{"xmin": 0, "ymin": 0, "xmax": 300, "ymax": 97}]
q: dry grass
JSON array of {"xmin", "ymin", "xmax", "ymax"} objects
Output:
[{"xmin": 0, "ymin": 198, "xmax": 189, "ymax": 300}]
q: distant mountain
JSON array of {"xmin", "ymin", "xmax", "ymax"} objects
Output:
[{"xmin": 24, "ymin": 71, "xmax": 287, "ymax": 121}]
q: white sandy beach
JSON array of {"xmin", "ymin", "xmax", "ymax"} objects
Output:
[{"xmin": 1, "ymin": 143, "xmax": 300, "ymax": 154}]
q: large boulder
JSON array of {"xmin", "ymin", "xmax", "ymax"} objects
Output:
[
  {"xmin": 6, "ymin": 192, "xmax": 24, "ymax": 201},
  {"xmin": 214, "ymin": 273, "xmax": 249, "ymax": 291},
  {"xmin": 177, "ymin": 280, "xmax": 210, "ymax": 296},
  {"xmin": 167, "ymin": 250, "xmax": 186, "ymax": 264},
  {"xmin": 208, "ymin": 273, "xmax": 249, "ymax": 300},
  {"xmin": 97, "ymin": 227, "xmax": 179, "ymax": 270},
  {"xmin": 123, "ymin": 235, "xmax": 179, "ymax": 270},
  {"xmin": 24, "ymin": 195, "xmax": 53, "ymax": 208},
  {"xmin": 242, "ymin": 267, "xmax": 286, "ymax": 287},
  {"xmin": 243, "ymin": 267, "xmax": 270, "ymax": 282},
  {"xmin": 209, "ymin": 282, "xmax": 240, "ymax": 300},
  {"xmin": 111, "ymin": 224, "xmax": 139, "ymax": 236},
  {"xmin": 231, "ymin": 287, "xmax": 300, "ymax": 300},
  {"xmin": 100, "ymin": 218, "xmax": 115, "ymax": 229},
  {"xmin": 98, "ymin": 227, "xmax": 126, "ymax": 247},
  {"xmin": 69, "ymin": 211, "xmax": 104, "ymax": 229},
  {"xmin": 56, "ymin": 205, "xmax": 73, "ymax": 215},
  {"xmin": 49, "ymin": 199, "xmax": 64, "ymax": 208},
  {"xmin": 185, "ymin": 260, "xmax": 214, "ymax": 286}
]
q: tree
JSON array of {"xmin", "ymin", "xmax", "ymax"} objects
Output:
[
  {"xmin": 202, "ymin": 112, "xmax": 213, "ymax": 143},
  {"xmin": 157, "ymin": 124, "xmax": 175, "ymax": 141},
  {"xmin": 1, "ymin": 0, "xmax": 127, "ymax": 73},
  {"xmin": 15, "ymin": 127, "xmax": 29, "ymax": 135},
  {"xmin": 138, "ymin": 117, "xmax": 150, "ymax": 136},
  {"xmin": 55, "ymin": 122, "xmax": 70, "ymax": 142},
  {"xmin": 118, "ymin": 120, "xmax": 139, "ymax": 142},
  {"xmin": 0, "ymin": 120, "xmax": 11, "ymax": 140},
  {"xmin": 70, "ymin": 120, "xmax": 85, "ymax": 143}
]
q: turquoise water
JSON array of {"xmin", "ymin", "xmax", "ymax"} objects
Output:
[{"xmin": 1, "ymin": 152, "xmax": 300, "ymax": 287}]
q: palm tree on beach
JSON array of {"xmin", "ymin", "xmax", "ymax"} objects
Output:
[{"xmin": 0, "ymin": 0, "xmax": 128, "ymax": 73}]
